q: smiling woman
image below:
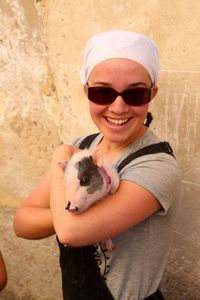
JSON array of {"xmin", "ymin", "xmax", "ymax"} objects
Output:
[{"xmin": 14, "ymin": 30, "xmax": 181, "ymax": 300}]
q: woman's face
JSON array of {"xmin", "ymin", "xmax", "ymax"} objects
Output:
[{"xmin": 86, "ymin": 58, "xmax": 158, "ymax": 147}]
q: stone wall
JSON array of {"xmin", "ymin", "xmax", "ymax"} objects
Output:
[{"xmin": 0, "ymin": 0, "xmax": 200, "ymax": 299}]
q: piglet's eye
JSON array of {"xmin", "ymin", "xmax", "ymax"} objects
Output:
[{"xmin": 80, "ymin": 175, "xmax": 90, "ymax": 186}]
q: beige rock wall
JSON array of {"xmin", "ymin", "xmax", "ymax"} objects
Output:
[
  {"xmin": 0, "ymin": 0, "xmax": 61, "ymax": 207},
  {"xmin": 0, "ymin": 0, "xmax": 200, "ymax": 299}
]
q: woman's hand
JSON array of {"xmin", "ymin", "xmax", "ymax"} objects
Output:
[
  {"xmin": 51, "ymin": 144, "xmax": 74, "ymax": 168},
  {"xmin": 50, "ymin": 144, "xmax": 75, "ymax": 181}
]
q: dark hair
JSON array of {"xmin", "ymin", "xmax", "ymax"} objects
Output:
[{"xmin": 145, "ymin": 112, "xmax": 153, "ymax": 127}]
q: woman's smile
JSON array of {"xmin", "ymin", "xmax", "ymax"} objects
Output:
[{"xmin": 105, "ymin": 116, "xmax": 131, "ymax": 126}]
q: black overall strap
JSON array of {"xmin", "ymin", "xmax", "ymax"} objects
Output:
[
  {"xmin": 117, "ymin": 141, "xmax": 175, "ymax": 173},
  {"xmin": 79, "ymin": 133, "xmax": 100, "ymax": 149},
  {"xmin": 57, "ymin": 239, "xmax": 115, "ymax": 300}
]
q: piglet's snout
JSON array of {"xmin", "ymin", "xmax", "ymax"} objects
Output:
[{"xmin": 65, "ymin": 201, "xmax": 79, "ymax": 212}]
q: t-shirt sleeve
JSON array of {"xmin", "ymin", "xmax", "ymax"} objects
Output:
[{"xmin": 119, "ymin": 153, "xmax": 182, "ymax": 215}]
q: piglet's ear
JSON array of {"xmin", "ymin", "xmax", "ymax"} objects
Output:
[
  {"xmin": 57, "ymin": 160, "xmax": 68, "ymax": 170},
  {"xmin": 92, "ymin": 147, "xmax": 103, "ymax": 168}
]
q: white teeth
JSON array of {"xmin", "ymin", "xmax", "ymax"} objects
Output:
[{"xmin": 106, "ymin": 117, "xmax": 129, "ymax": 125}]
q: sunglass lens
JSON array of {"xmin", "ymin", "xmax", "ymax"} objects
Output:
[
  {"xmin": 88, "ymin": 87, "xmax": 116, "ymax": 105},
  {"xmin": 124, "ymin": 88, "xmax": 151, "ymax": 106}
]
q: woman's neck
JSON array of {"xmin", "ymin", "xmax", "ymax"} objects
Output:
[{"xmin": 99, "ymin": 126, "xmax": 148, "ymax": 162}]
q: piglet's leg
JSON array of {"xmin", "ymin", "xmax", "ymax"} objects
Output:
[{"xmin": 102, "ymin": 239, "xmax": 115, "ymax": 252}]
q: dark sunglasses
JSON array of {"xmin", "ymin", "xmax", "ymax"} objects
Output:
[{"xmin": 85, "ymin": 85, "xmax": 154, "ymax": 107}]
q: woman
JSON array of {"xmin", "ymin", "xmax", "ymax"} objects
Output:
[
  {"xmin": 0, "ymin": 251, "xmax": 7, "ymax": 291},
  {"xmin": 14, "ymin": 30, "xmax": 181, "ymax": 300}
]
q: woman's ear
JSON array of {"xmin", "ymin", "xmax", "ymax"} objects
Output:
[{"xmin": 152, "ymin": 84, "xmax": 158, "ymax": 99}]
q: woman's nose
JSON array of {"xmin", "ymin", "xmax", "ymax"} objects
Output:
[{"xmin": 108, "ymin": 95, "xmax": 129, "ymax": 113}]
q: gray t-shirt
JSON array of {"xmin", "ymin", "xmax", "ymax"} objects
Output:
[{"xmin": 73, "ymin": 129, "xmax": 182, "ymax": 300}]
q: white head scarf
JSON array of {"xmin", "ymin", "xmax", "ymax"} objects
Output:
[{"xmin": 80, "ymin": 30, "xmax": 160, "ymax": 85}]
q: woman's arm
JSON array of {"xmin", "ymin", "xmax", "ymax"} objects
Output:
[
  {"xmin": 0, "ymin": 252, "xmax": 7, "ymax": 291},
  {"xmin": 50, "ymin": 144, "xmax": 161, "ymax": 247},
  {"xmin": 13, "ymin": 172, "xmax": 55, "ymax": 239}
]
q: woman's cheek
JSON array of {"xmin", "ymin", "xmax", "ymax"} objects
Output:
[
  {"xmin": 132, "ymin": 104, "xmax": 149, "ymax": 120},
  {"xmin": 89, "ymin": 102, "xmax": 105, "ymax": 117}
]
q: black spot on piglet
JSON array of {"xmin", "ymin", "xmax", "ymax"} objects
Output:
[{"xmin": 75, "ymin": 156, "xmax": 103, "ymax": 194}]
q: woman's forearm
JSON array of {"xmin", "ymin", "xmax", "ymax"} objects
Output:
[
  {"xmin": 13, "ymin": 172, "xmax": 55, "ymax": 240},
  {"xmin": 13, "ymin": 206, "xmax": 55, "ymax": 239}
]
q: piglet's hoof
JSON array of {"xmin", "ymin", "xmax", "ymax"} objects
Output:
[
  {"xmin": 102, "ymin": 239, "xmax": 115, "ymax": 252},
  {"xmin": 65, "ymin": 201, "xmax": 71, "ymax": 210},
  {"xmin": 65, "ymin": 201, "xmax": 79, "ymax": 212}
]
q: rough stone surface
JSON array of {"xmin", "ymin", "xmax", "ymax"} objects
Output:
[
  {"xmin": 0, "ymin": 206, "xmax": 62, "ymax": 300},
  {"xmin": 0, "ymin": 0, "xmax": 200, "ymax": 299}
]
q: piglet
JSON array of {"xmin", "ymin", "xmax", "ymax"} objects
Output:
[{"xmin": 58, "ymin": 147, "xmax": 120, "ymax": 251}]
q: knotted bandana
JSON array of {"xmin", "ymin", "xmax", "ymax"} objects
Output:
[{"xmin": 80, "ymin": 30, "xmax": 160, "ymax": 85}]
